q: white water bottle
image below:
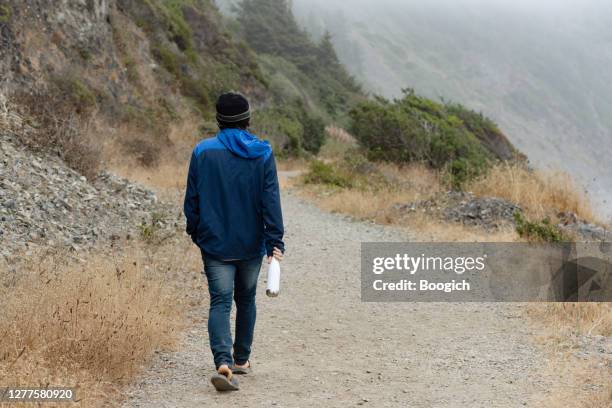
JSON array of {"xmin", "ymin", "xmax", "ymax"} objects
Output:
[{"xmin": 266, "ymin": 258, "xmax": 281, "ymax": 297}]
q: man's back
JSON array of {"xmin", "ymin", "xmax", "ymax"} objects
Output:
[{"xmin": 184, "ymin": 128, "xmax": 284, "ymax": 261}]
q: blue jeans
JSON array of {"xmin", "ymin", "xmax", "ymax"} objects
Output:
[{"xmin": 202, "ymin": 254, "xmax": 263, "ymax": 369}]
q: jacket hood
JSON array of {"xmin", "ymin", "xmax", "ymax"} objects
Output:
[{"xmin": 217, "ymin": 128, "xmax": 271, "ymax": 160}]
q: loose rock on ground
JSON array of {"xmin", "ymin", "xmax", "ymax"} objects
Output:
[{"xmin": 0, "ymin": 132, "xmax": 181, "ymax": 260}]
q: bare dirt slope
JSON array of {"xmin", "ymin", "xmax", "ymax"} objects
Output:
[{"xmin": 122, "ymin": 189, "xmax": 554, "ymax": 407}]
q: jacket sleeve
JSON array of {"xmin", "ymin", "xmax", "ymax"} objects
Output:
[
  {"xmin": 183, "ymin": 150, "xmax": 200, "ymax": 243},
  {"xmin": 262, "ymin": 152, "xmax": 285, "ymax": 256}
]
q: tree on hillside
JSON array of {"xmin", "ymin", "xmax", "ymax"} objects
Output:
[
  {"xmin": 236, "ymin": 0, "xmax": 316, "ymax": 69},
  {"xmin": 317, "ymin": 31, "xmax": 340, "ymax": 68},
  {"xmin": 236, "ymin": 0, "xmax": 361, "ymax": 121},
  {"xmin": 236, "ymin": 0, "xmax": 359, "ymax": 89}
]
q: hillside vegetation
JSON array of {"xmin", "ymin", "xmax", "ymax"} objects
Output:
[
  {"xmin": 0, "ymin": 0, "xmax": 362, "ymax": 163},
  {"xmin": 1, "ymin": 0, "xmax": 520, "ymax": 171},
  {"xmin": 236, "ymin": 0, "xmax": 362, "ymax": 117},
  {"xmin": 349, "ymin": 89, "xmax": 521, "ymax": 186}
]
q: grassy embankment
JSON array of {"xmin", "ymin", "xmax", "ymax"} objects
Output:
[{"xmin": 0, "ymin": 241, "xmax": 202, "ymax": 406}]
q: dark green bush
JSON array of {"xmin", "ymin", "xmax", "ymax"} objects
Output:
[
  {"xmin": 446, "ymin": 103, "xmax": 519, "ymax": 161},
  {"xmin": 77, "ymin": 46, "xmax": 93, "ymax": 62},
  {"xmin": 252, "ymin": 102, "xmax": 326, "ymax": 156},
  {"xmin": 161, "ymin": 1, "xmax": 194, "ymax": 52},
  {"xmin": 300, "ymin": 111, "xmax": 326, "ymax": 154},
  {"xmin": 181, "ymin": 76, "xmax": 212, "ymax": 113},
  {"xmin": 304, "ymin": 161, "xmax": 354, "ymax": 188},
  {"xmin": 349, "ymin": 90, "xmax": 494, "ymax": 187},
  {"xmin": 124, "ymin": 57, "xmax": 140, "ymax": 83},
  {"xmin": 152, "ymin": 44, "xmax": 181, "ymax": 76},
  {"xmin": 514, "ymin": 212, "xmax": 570, "ymax": 243}
]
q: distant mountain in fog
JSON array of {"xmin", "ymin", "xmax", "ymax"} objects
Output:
[{"xmin": 291, "ymin": 0, "xmax": 612, "ymax": 218}]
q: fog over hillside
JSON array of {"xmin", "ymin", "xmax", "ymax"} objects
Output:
[{"xmin": 289, "ymin": 0, "xmax": 612, "ymax": 218}]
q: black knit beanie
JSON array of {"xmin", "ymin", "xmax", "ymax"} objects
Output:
[{"xmin": 216, "ymin": 92, "xmax": 251, "ymax": 123}]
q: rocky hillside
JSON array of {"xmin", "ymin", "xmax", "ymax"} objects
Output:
[
  {"xmin": 0, "ymin": 0, "xmax": 363, "ymax": 158},
  {"xmin": 0, "ymin": 102, "xmax": 179, "ymax": 261},
  {"xmin": 1, "ymin": 0, "xmax": 522, "ymax": 166},
  {"xmin": 0, "ymin": 0, "xmax": 265, "ymax": 107}
]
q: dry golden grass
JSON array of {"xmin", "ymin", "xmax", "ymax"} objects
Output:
[
  {"xmin": 526, "ymin": 303, "xmax": 611, "ymax": 408},
  {"xmin": 299, "ymin": 163, "xmax": 519, "ymax": 242},
  {"xmin": 533, "ymin": 361, "xmax": 611, "ymax": 408},
  {"xmin": 101, "ymin": 117, "xmax": 204, "ymax": 200},
  {"xmin": 0, "ymin": 240, "xmax": 201, "ymax": 406},
  {"xmin": 580, "ymin": 385, "xmax": 612, "ymax": 408},
  {"xmin": 311, "ymin": 192, "xmax": 514, "ymax": 242},
  {"xmin": 111, "ymin": 160, "xmax": 188, "ymax": 193},
  {"xmin": 109, "ymin": 155, "xmax": 305, "ymax": 198},
  {"xmin": 376, "ymin": 162, "xmax": 443, "ymax": 196},
  {"xmin": 319, "ymin": 127, "xmax": 357, "ymax": 159},
  {"xmin": 276, "ymin": 158, "xmax": 309, "ymax": 172},
  {"xmin": 107, "ymin": 120, "xmax": 308, "ymax": 198},
  {"xmin": 325, "ymin": 126, "xmax": 357, "ymax": 145},
  {"xmin": 528, "ymin": 303, "xmax": 612, "ymax": 338},
  {"xmin": 467, "ymin": 162, "xmax": 597, "ymax": 222},
  {"xmin": 301, "ymin": 163, "xmax": 437, "ymax": 216},
  {"xmin": 304, "ymin": 186, "xmax": 416, "ymax": 221}
]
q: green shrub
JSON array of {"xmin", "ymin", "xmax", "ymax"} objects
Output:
[
  {"xmin": 252, "ymin": 101, "xmax": 326, "ymax": 156},
  {"xmin": 343, "ymin": 150, "xmax": 376, "ymax": 174},
  {"xmin": 304, "ymin": 160, "xmax": 354, "ymax": 188},
  {"xmin": 53, "ymin": 76, "xmax": 97, "ymax": 114},
  {"xmin": 253, "ymin": 109, "xmax": 303, "ymax": 155},
  {"xmin": 138, "ymin": 212, "xmax": 166, "ymax": 243},
  {"xmin": 161, "ymin": 1, "xmax": 194, "ymax": 52},
  {"xmin": 446, "ymin": 103, "xmax": 519, "ymax": 161},
  {"xmin": 181, "ymin": 76, "xmax": 212, "ymax": 112},
  {"xmin": 119, "ymin": 102, "xmax": 171, "ymax": 143},
  {"xmin": 132, "ymin": 0, "xmax": 194, "ymax": 52},
  {"xmin": 349, "ymin": 90, "xmax": 494, "ymax": 187},
  {"xmin": 152, "ymin": 44, "xmax": 181, "ymax": 76},
  {"xmin": 300, "ymin": 111, "xmax": 326, "ymax": 154},
  {"xmin": 514, "ymin": 212, "xmax": 570, "ymax": 243}
]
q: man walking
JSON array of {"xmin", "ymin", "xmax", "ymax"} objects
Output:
[{"xmin": 184, "ymin": 92, "xmax": 285, "ymax": 391}]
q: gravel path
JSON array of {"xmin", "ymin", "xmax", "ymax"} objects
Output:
[{"xmin": 122, "ymin": 189, "xmax": 553, "ymax": 407}]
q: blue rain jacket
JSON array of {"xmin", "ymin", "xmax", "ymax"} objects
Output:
[{"xmin": 183, "ymin": 128, "xmax": 285, "ymax": 260}]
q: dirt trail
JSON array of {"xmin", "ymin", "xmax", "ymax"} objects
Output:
[{"xmin": 122, "ymin": 188, "xmax": 554, "ymax": 407}]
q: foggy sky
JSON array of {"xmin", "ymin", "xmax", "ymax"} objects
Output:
[
  {"xmin": 300, "ymin": 0, "xmax": 612, "ymax": 21},
  {"xmin": 292, "ymin": 0, "xmax": 612, "ymax": 217}
]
